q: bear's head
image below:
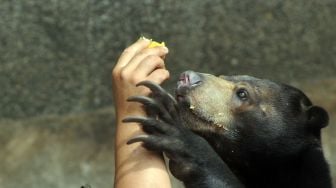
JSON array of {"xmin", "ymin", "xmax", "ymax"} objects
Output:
[{"xmin": 176, "ymin": 71, "xmax": 329, "ymax": 164}]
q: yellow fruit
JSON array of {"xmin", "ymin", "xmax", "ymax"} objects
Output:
[
  {"xmin": 148, "ymin": 41, "xmax": 165, "ymax": 48},
  {"xmin": 139, "ymin": 36, "xmax": 165, "ymax": 48}
]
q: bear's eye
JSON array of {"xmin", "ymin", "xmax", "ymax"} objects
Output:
[{"xmin": 236, "ymin": 88, "xmax": 249, "ymax": 101}]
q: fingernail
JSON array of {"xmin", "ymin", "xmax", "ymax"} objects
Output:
[
  {"xmin": 139, "ymin": 36, "xmax": 151, "ymax": 41},
  {"xmin": 163, "ymin": 46, "xmax": 169, "ymax": 53}
]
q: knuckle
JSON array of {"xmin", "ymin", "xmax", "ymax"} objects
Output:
[
  {"xmin": 119, "ymin": 69, "xmax": 130, "ymax": 80},
  {"xmin": 112, "ymin": 68, "xmax": 120, "ymax": 78},
  {"xmin": 121, "ymin": 47, "xmax": 133, "ymax": 55},
  {"xmin": 155, "ymin": 76, "xmax": 166, "ymax": 83},
  {"xmin": 157, "ymin": 59, "xmax": 165, "ymax": 68},
  {"xmin": 131, "ymin": 76, "xmax": 142, "ymax": 84},
  {"xmin": 145, "ymin": 55, "xmax": 164, "ymax": 66},
  {"xmin": 148, "ymin": 69, "xmax": 170, "ymax": 84},
  {"xmin": 150, "ymin": 55, "xmax": 162, "ymax": 62},
  {"xmin": 161, "ymin": 70, "xmax": 170, "ymax": 79},
  {"xmin": 138, "ymin": 50, "xmax": 150, "ymax": 57}
]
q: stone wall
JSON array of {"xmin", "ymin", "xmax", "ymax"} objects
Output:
[{"xmin": 0, "ymin": 0, "xmax": 335, "ymax": 118}]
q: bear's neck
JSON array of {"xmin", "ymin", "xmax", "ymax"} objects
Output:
[
  {"xmin": 203, "ymin": 133, "xmax": 306, "ymax": 185},
  {"xmin": 240, "ymin": 147, "xmax": 330, "ymax": 187}
]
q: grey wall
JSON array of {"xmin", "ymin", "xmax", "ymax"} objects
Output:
[{"xmin": 0, "ymin": 0, "xmax": 335, "ymax": 118}]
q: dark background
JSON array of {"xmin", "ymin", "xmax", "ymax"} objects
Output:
[{"xmin": 0, "ymin": 0, "xmax": 335, "ymax": 187}]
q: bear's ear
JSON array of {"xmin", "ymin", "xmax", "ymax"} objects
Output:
[{"xmin": 306, "ymin": 106, "xmax": 329, "ymax": 129}]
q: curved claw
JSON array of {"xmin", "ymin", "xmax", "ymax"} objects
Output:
[
  {"xmin": 137, "ymin": 80, "xmax": 178, "ymax": 106},
  {"xmin": 127, "ymin": 135, "xmax": 168, "ymax": 152},
  {"xmin": 127, "ymin": 95, "xmax": 175, "ymax": 123},
  {"xmin": 122, "ymin": 116, "xmax": 157, "ymax": 127},
  {"xmin": 136, "ymin": 80, "xmax": 165, "ymax": 94},
  {"xmin": 127, "ymin": 135, "xmax": 149, "ymax": 145},
  {"xmin": 123, "ymin": 116, "xmax": 172, "ymax": 134},
  {"xmin": 134, "ymin": 80, "xmax": 180, "ymax": 123},
  {"xmin": 122, "ymin": 116, "xmax": 148, "ymax": 124},
  {"xmin": 127, "ymin": 95, "xmax": 159, "ymax": 118},
  {"xmin": 127, "ymin": 96, "xmax": 157, "ymax": 108}
]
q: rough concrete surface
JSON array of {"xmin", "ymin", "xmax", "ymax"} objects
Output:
[{"xmin": 0, "ymin": 0, "xmax": 335, "ymax": 118}]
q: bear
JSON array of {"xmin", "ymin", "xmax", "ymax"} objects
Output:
[{"xmin": 123, "ymin": 70, "xmax": 332, "ymax": 188}]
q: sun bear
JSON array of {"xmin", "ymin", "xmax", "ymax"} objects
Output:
[{"xmin": 123, "ymin": 70, "xmax": 332, "ymax": 188}]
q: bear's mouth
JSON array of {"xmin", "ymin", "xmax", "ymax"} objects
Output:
[
  {"xmin": 175, "ymin": 71, "xmax": 203, "ymax": 122},
  {"xmin": 175, "ymin": 71, "xmax": 198, "ymax": 108}
]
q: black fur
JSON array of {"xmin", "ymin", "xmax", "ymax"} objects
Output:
[{"xmin": 123, "ymin": 71, "xmax": 331, "ymax": 188}]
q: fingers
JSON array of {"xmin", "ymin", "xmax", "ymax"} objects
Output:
[
  {"xmin": 119, "ymin": 48, "xmax": 169, "ymax": 84},
  {"xmin": 113, "ymin": 38, "xmax": 169, "ymax": 87},
  {"xmin": 123, "ymin": 46, "xmax": 168, "ymax": 74},
  {"xmin": 131, "ymin": 55, "xmax": 166, "ymax": 79},
  {"xmin": 114, "ymin": 38, "xmax": 151, "ymax": 71},
  {"xmin": 113, "ymin": 37, "xmax": 168, "ymax": 73},
  {"xmin": 145, "ymin": 69, "xmax": 170, "ymax": 84}
]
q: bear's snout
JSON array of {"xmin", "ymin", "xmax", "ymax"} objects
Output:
[
  {"xmin": 176, "ymin": 71, "xmax": 202, "ymax": 104},
  {"xmin": 177, "ymin": 70, "xmax": 202, "ymax": 88}
]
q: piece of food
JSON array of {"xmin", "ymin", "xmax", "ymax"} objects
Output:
[
  {"xmin": 140, "ymin": 36, "xmax": 165, "ymax": 48},
  {"xmin": 148, "ymin": 40, "xmax": 165, "ymax": 48}
]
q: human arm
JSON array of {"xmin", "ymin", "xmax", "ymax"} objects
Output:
[{"xmin": 112, "ymin": 38, "xmax": 172, "ymax": 188}]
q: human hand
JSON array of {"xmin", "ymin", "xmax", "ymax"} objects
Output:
[{"xmin": 112, "ymin": 37, "xmax": 170, "ymax": 116}]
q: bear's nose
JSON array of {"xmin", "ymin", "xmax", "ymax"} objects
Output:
[{"xmin": 178, "ymin": 70, "xmax": 202, "ymax": 87}]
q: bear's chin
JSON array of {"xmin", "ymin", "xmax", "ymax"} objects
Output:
[
  {"xmin": 175, "ymin": 77, "xmax": 231, "ymax": 134},
  {"xmin": 177, "ymin": 96, "xmax": 229, "ymax": 134}
]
